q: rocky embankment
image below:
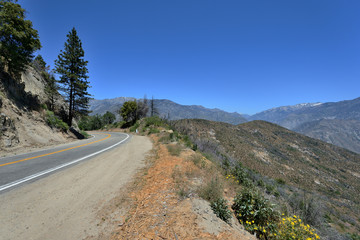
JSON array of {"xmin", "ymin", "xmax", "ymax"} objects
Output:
[{"xmin": 0, "ymin": 67, "xmax": 76, "ymax": 156}]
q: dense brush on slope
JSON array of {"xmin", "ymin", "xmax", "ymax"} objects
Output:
[{"xmin": 171, "ymin": 119, "xmax": 360, "ymax": 239}]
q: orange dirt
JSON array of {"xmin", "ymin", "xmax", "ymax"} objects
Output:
[{"xmin": 112, "ymin": 136, "xmax": 255, "ymax": 240}]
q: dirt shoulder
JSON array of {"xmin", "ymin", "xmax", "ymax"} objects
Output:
[
  {"xmin": 112, "ymin": 135, "xmax": 256, "ymax": 240},
  {"xmin": 0, "ymin": 135, "xmax": 152, "ymax": 240}
]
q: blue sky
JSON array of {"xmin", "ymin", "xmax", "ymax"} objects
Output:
[{"xmin": 20, "ymin": 0, "xmax": 360, "ymax": 114}]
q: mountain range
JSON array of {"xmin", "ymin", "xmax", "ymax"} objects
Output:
[
  {"xmin": 89, "ymin": 98, "xmax": 248, "ymax": 125},
  {"xmin": 89, "ymin": 96, "xmax": 360, "ymax": 153},
  {"xmin": 249, "ymin": 97, "xmax": 360, "ymax": 153}
]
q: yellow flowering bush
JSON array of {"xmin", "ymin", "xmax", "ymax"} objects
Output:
[
  {"xmin": 231, "ymin": 188, "xmax": 321, "ymax": 240},
  {"xmin": 274, "ymin": 215, "xmax": 320, "ymax": 240},
  {"xmin": 232, "ymin": 188, "xmax": 279, "ymax": 239}
]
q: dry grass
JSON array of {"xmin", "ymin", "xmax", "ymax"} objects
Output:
[{"xmin": 111, "ymin": 135, "xmax": 255, "ymax": 240}]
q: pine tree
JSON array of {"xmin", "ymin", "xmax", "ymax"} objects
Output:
[
  {"xmin": 43, "ymin": 71, "xmax": 58, "ymax": 111},
  {"xmin": 54, "ymin": 27, "xmax": 91, "ymax": 126},
  {"xmin": 33, "ymin": 54, "xmax": 47, "ymax": 72},
  {"xmin": 0, "ymin": 0, "xmax": 41, "ymax": 77},
  {"xmin": 120, "ymin": 101, "xmax": 138, "ymax": 123}
]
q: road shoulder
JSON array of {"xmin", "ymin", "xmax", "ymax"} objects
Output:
[{"xmin": 0, "ymin": 135, "xmax": 152, "ymax": 240}]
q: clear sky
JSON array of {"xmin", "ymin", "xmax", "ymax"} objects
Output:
[{"xmin": 19, "ymin": 0, "xmax": 360, "ymax": 115}]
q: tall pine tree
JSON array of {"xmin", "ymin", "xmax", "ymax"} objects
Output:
[{"xmin": 55, "ymin": 27, "xmax": 91, "ymax": 126}]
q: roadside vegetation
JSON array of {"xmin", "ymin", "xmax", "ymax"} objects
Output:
[
  {"xmin": 45, "ymin": 109, "xmax": 69, "ymax": 132},
  {"xmin": 114, "ymin": 115, "xmax": 360, "ymax": 240},
  {"xmin": 170, "ymin": 119, "xmax": 360, "ymax": 240}
]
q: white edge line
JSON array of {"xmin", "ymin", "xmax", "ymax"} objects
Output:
[{"xmin": 0, "ymin": 133, "xmax": 130, "ymax": 192}]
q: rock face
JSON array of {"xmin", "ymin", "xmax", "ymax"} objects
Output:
[
  {"xmin": 0, "ymin": 113, "xmax": 19, "ymax": 148},
  {"xmin": 0, "ymin": 67, "xmax": 74, "ymax": 155},
  {"xmin": 89, "ymin": 98, "xmax": 248, "ymax": 125}
]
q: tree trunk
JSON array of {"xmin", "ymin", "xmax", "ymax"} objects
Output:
[{"xmin": 68, "ymin": 85, "xmax": 73, "ymax": 127}]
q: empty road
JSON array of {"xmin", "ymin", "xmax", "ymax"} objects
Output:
[
  {"xmin": 0, "ymin": 132, "xmax": 129, "ymax": 193},
  {"xmin": 0, "ymin": 133, "xmax": 152, "ymax": 240}
]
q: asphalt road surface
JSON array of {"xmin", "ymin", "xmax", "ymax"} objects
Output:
[{"xmin": 0, "ymin": 132, "xmax": 130, "ymax": 193}]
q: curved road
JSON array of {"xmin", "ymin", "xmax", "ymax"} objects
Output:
[{"xmin": 0, "ymin": 132, "xmax": 130, "ymax": 193}]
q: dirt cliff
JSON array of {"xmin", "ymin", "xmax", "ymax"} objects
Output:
[{"xmin": 0, "ymin": 67, "xmax": 76, "ymax": 156}]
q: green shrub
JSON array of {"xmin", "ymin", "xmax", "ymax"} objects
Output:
[
  {"xmin": 80, "ymin": 130, "xmax": 90, "ymax": 139},
  {"xmin": 169, "ymin": 131, "xmax": 180, "ymax": 141},
  {"xmin": 46, "ymin": 110, "xmax": 69, "ymax": 131},
  {"xmin": 210, "ymin": 198, "xmax": 232, "ymax": 223},
  {"xmin": 183, "ymin": 135, "xmax": 192, "ymax": 148},
  {"xmin": 40, "ymin": 103, "xmax": 48, "ymax": 110},
  {"xmin": 167, "ymin": 144, "xmax": 183, "ymax": 156},
  {"xmin": 198, "ymin": 177, "xmax": 223, "ymax": 202},
  {"xmin": 232, "ymin": 188, "xmax": 279, "ymax": 239},
  {"xmin": 145, "ymin": 116, "xmax": 163, "ymax": 127},
  {"xmin": 115, "ymin": 121, "xmax": 126, "ymax": 128},
  {"xmin": 148, "ymin": 128, "xmax": 160, "ymax": 135},
  {"xmin": 266, "ymin": 184, "xmax": 275, "ymax": 194},
  {"xmin": 275, "ymin": 178, "xmax": 286, "ymax": 185},
  {"xmin": 257, "ymin": 179, "xmax": 265, "ymax": 188},
  {"xmin": 324, "ymin": 214, "xmax": 332, "ymax": 223},
  {"xmin": 230, "ymin": 163, "xmax": 255, "ymax": 189},
  {"xmin": 348, "ymin": 233, "xmax": 360, "ymax": 240},
  {"xmin": 129, "ymin": 122, "xmax": 140, "ymax": 132}
]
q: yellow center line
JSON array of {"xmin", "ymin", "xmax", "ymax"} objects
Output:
[{"xmin": 0, "ymin": 133, "xmax": 111, "ymax": 167}]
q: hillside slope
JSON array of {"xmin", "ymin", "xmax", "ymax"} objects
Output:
[
  {"xmin": 89, "ymin": 98, "xmax": 248, "ymax": 125},
  {"xmin": 294, "ymin": 119, "xmax": 360, "ymax": 154},
  {"xmin": 172, "ymin": 119, "xmax": 360, "ymax": 237},
  {"xmin": 0, "ymin": 68, "xmax": 76, "ymax": 155}
]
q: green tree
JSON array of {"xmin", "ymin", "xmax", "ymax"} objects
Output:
[
  {"xmin": 102, "ymin": 111, "xmax": 116, "ymax": 125},
  {"xmin": 43, "ymin": 71, "xmax": 58, "ymax": 111},
  {"xmin": 33, "ymin": 54, "xmax": 47, "ymax": 72},
  {"xmin": 54, "ymin": 27, "xmax": 91, "ymax": 126},
  {"xmin": 120, "ymin": 101, "xmax": 138, "ymax": 123},
  {"xmin": 90, "ymin": 114, "xmax": 102, "ymax": 130},
  {"xmin": 0, "ymin": 0, "xmax": 41, "ymax": 76}
]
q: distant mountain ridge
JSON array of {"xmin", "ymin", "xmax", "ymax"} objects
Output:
[
  {"xmin": 249, "ymin": 98, "xmax": 360, "ymax": 129},
  {"xmin": 90, "ymin": 96, "xmax": 360, "ymax": 153},
  {"xmin": 294, "ymin": 119, "xmax": 360, "ymax": 154},
  {"xmin": 248, "ymin": 97, "xmax": 360, "ymax": 153},
  {"xmin": 248, "ymin": 102, "xmax": 323, "ymax": 128},
  {"xmin": 89, "ymin": 97, "xmax": 248, "ymax": 125}
]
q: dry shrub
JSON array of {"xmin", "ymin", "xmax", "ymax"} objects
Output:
[
  {"xmin": 167, "ymin": 144, "xmax": 183, "ymax": 156},
  {"xmin": 198, "ymin": 176, "xmax": 223, "ymax": 202}
]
